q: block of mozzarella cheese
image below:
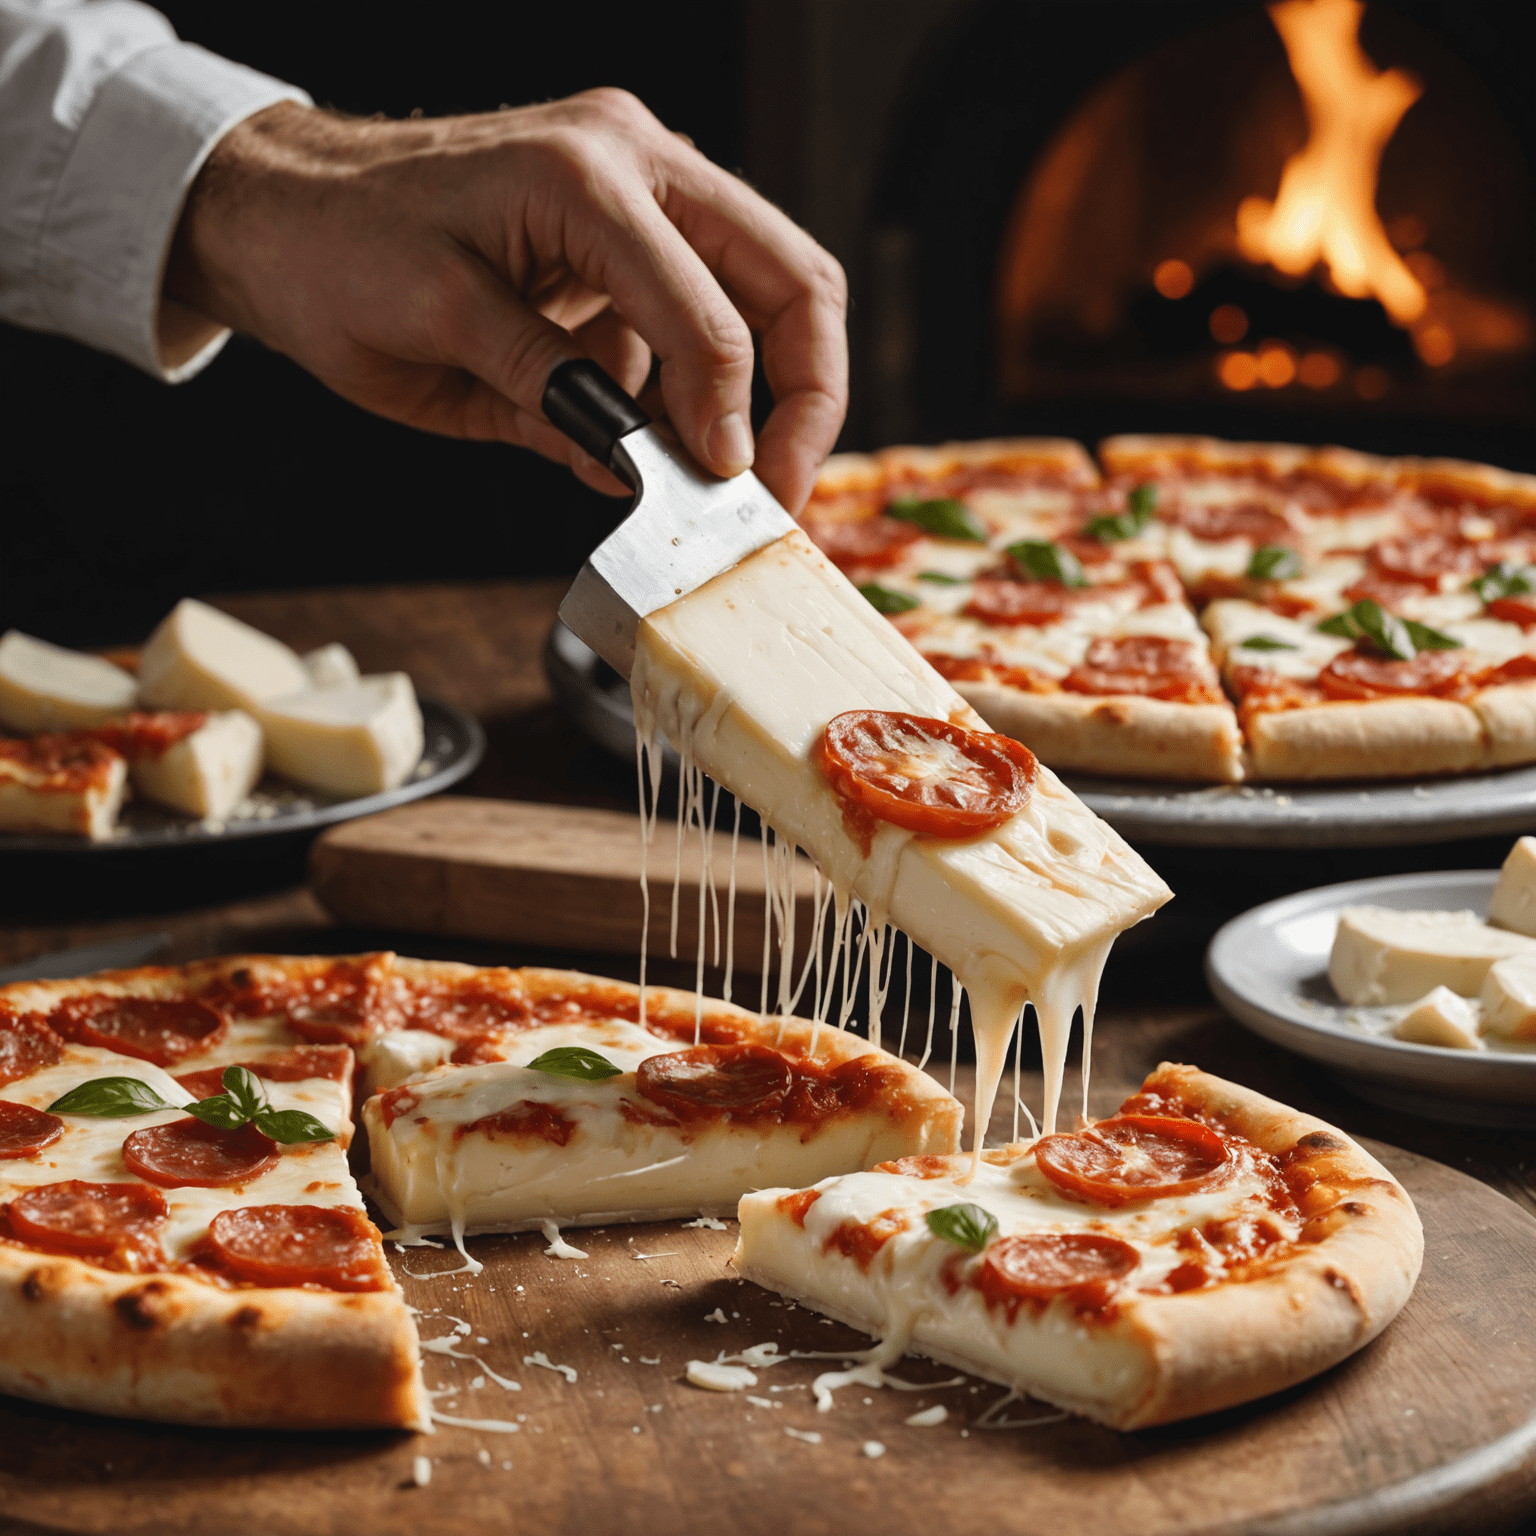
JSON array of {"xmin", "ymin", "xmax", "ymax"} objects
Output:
[
  {"xmin": 0, "ymin": 630, "xmax": 137, "ymax": 732},
  {"xmin": 126, "ymin": 710, "xmax": 264, "ymax": 820},
  {"xmin": 137, "ymin": 599, "xmax": 310, "ymax": 713},
  {"xmin": 1329, "ymin": 905, "xmax": 1536, "ymax": 1005},
  {"xmin": 304, "ymin": 643, "xmax": 360, "ymax": 689},
  {"xmin": 256, "ymin": 674, "xmax": 424, "ymax": 797},
  {"xmin": 0, "ymin": 737, "xmax": 127, "ymax": 839},
  {"xmin": 1488, "ymin": 836, "xmax": 1536, "ymax": 937},
  {"xmin": 1479, "ymin": 952, "xmax": 1536, "ymax": 1041},
  {"xmin": 1393, "ymin": 986, "xmax": 1482, "ymax": 1050}
]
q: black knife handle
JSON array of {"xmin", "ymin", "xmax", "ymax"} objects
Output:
[{"xmin": 541, "ymin": 359, "xmax": 650, "ymax": 470}]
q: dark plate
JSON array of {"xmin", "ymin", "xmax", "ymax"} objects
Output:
[{"xmin": 0, "ymin": 696, "xmax": 484, "ymax": 854}]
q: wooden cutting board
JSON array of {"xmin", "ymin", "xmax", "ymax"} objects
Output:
[
  {"xmin": 2, "ymin": 1139, "xmax": 1533, "ymax": 1536},
  {"xmin": 310, "ymin": 797, "xmax": 820, "ymax": 961}
]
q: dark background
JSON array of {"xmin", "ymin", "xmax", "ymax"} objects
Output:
[{"xmin": 3, "ymin": 0, "xmax": 1532, "ymax": 650}]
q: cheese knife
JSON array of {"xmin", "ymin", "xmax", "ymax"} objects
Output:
[{"xmin": 548, "ymin": 360, "xmax": 796, "ymax": 677}]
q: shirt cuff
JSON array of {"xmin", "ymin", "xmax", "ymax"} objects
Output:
[{"xmin": 35, "ymin": 42, "xmax": 310, "ymax": 382}]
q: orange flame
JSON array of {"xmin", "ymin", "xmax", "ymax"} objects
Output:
[{"xmin": 1236, "ymin": 0, "xmax": 1426, "ymax": 324}]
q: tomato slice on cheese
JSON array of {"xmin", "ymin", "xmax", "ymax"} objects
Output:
[
  {"xmin": 1034, "ymin": 1114, "xmax": 1229, "ymax": 1206},
  {"xmin": 816, "ymin": 709, "xmax": 1037, "ymax": 841}
]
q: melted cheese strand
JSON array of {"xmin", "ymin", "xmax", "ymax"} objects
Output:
[
  {"xmin": 1012, "ymin": 1007, "xmax": 1024, "ymax": 1142},
  {"xmin": 723, "ymin": 795, "xmax": 742, "ymax": 1004},
  {"xmin": 917, "ymin": 954, "xmax": 938, "ymax": 1071},
  {"xmin": 947, "ymin": 987, "xmax": 963, "ymax": 1098},
  {"xmin": 759, "ymin": 820, "xmax": 774, "ymax": 1023},
  {"xmin": 897, "ymin": 936, "xmax": 914, "ymax": 1059},
  {"xmin": 670, "ymin": 733, "xmax": 694, "ymax": 960},
  {"xmin": 706, "ymin": 778, "xmax": 723, "ymax": 968},
  {"xmin": 635, "ymin": 729, "xmax": 653, "ymax": 1026},
  {"xmin": 693, "ymin": 765, "xmax": 710, "ymax": 1044}
]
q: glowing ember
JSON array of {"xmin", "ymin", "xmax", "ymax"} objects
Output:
[{"xmin": 1236, "ymin": 0, "xmax": 1425, "ymax": 325}]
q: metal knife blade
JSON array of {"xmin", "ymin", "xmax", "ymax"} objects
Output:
[
  {"xmin": 0, "ymin": 932, "xmax": 172, "ymax": 985},
  {"xmin": 546, "ymin": 361, "xmax": 796, "ymax": 678}
]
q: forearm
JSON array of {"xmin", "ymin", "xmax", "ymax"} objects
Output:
[{"xmin": 0, "ymin": 0, "xmax": 308, "ymax": 379}]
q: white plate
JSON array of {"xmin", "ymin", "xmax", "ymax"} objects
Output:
[{"xmin": 1205, "ymin": 869, "xmax": 1536, "ymax": 1126}]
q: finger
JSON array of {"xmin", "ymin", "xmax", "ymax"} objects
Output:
[{"xmin": 571, "ymin": 304, "xmax": 652, "ymax": 398}]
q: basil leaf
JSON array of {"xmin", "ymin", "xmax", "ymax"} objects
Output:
[
  {"xmin": 1247, "ymin": 544, "xmax": 1302, "ymax": 581},
  {"xmin": 888, "ymin": 497, "xmax": 988, "ymax": 543},
  {"xmin": 221, "ymin": 1065, "xmax": 266, "ymax": 1117},
  {"xmin": 858, "ymin": 583, "xmax": 920, "ymax": 615},
  {"xmin": 253, "ymin": 1107, "xmax": 337, "ymax": 1145},
  {"xmin": 1238, "ymin": 635, "xmax": 1298, "ymax": 651},
  {"xmin": 1126, "ymin": 482, "xmax": 1159, "ymax": 521},
  {"xmin": 184, "ymin": 1094, "xmax": 251, "ymax": 1131},
  {"xmin": 1403, "ymin": 618, "xmax": 1461, "ymax": 652},
  {"xmin": 1316, "ymin": 599, "xmax": 1415, "ymax": 660},
  {"xmin": 1315, "ymin": 610, "xmax": 1360, "ymax": 639},
  {"xmin": 1472, "ymin": 562, "xmax": 1536, "ymax": 605},
  {"xmin": 47, "ymin": 1076, "xmax": 176, "ymax": 1117},
  {"xmin": 925, "ymin": 1203, "xmax": 998, "ymax": 1254},
  {"xmin": 1004, "ymin": 539, "xmax": 1089, "ymax": 589},
  {"xmin": 526, "ymin": 1046, "xmax": 623, "ymax": 1082},
  {"xmin": 916, "ymin": 570, "xmax": 964, "ymax": 585},
  {"xmin": 1084, "ymin": 485, "xmax": 1157, "ymax": 543}
]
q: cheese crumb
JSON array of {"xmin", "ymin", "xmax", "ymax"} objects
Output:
[
  {"xmin": 686, "ymin": 1360, "xmax": 758, "ymax": 1392},
  {"xmin": 863, "ymin": 1441, "xmax": 886, "ymax": 1459},
  {"xmin": 411, "ymin": 1456, "xmax": 432, "ymax": 1488},
  {"xmin": 905, "ymin": 1405, "xmax": 949, "ymax": 1427},
  {"xmin": 683, "ymin": 1216, "xmax": 729, "ymax": 1230},
  {"xmin": 704, "ymin": 1307, "xmax": 729, "ymax": 1324},
  {"xmin": 522, "ymin": 1351, "xmax": 578, "ymax": 1384},
  {"xmin": 785, "ymin": 1428, "xmax": 823, "ymax": 1445},
  {"xmin": 477, "ymin": 1449, "xmax": 491, "ymax": 1466}
]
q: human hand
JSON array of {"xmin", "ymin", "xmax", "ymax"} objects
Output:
[{"xmin": 164, "ymin": 90, "xmax": 848, "ymax": 511}]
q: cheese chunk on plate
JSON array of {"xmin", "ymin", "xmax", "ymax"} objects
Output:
[
  {"xmin": 0, "ymin": 630, "xmax": 137, "ymax": 732},
  {"xmin": 304, "ymin": 643, "xmax": 360, "ymax": 689},
  {"xmin": 1480, "ymin": 952, "xmax": 1536, "ymax": 1041},
  {"xmin": 97, "ymin": 711, "xmax": 264, "ymax": 821},
  {"xmin": 256, "ymin": 673, "xmax": 423, "ymax": 797},
  {"xmin": 1393, "ymin": 986, "xmax": 1482, "ymax": 1050},
  {"xmin": 1488, "ymin": 836, "xmax": 1536, "ymax": 938},
  {"xmin": 137, "ymin": 598, "xmax": 311, "ymax": 713},
  {"xmin": 0, "ymin": 736, "xmax": 127, "ymax": 839},
  {"xmin": 1328, "ymin": 905, "xmax": 1536, "ymax": 1005}
]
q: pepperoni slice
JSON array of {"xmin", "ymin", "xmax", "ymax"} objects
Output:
[
  {"xmin": 173, "ymin": 1046, "xmax": 353, "ymax": 1101},
  {"xmin": 977, "ymin": 1232, "xmax": 1139, "ymax": 1314},
  {"xmin": 1369, "ymin": 532, "xmax": 1484, "ymax": 586},
  {"xmin": 49, "ymin": 995, "xmax": 227, "ymax": 1068},
  {"xmin": 206, "ymin": 1204, "xmax": 386, "ymax": 1291},
  {"xmin": 1159, "ymin": 500, "xmax": 1291, "ymax": 544},
  {"xmin": 1487, "ymin": 596, "xmax": 1536, "ymax": 628},
  {"xmin": 1317, "ymin": 648, "xmax": 1473, "ymax": 701},
  {"xmin": 636, "ymin": 1044, "xmax": 793, "ymax": 1120},
  {"xmin": 8, "ymin": 1179, "xmax": 167, "ymax": 1255},
  {"xmin": 1061, "ymin": 636, "xmax": 1223, "ymax": 705},
  {"xmin": 816, "ymin": 710, "xmax": 1037, "ymax": 842},
  {"xmin": 121, "ymin": 1120, "xmax": 279, "ymax": 1189},
  {"xmin": 1342, "ymin": 572, "xmax": 1434, "ymax": 611},
  {"xmin": 801, "ymin": 514, "xmax": 922, "ymax": 572},
  {"xmin": 1034, "ymin": 1115, "xmax": 1229, "ymax": 1206},
  {"xmin": 963, "ymin": 578, "xmax": 1094, "ymax": 627},
  {"xmin": 0, "ymin": 1013, "xmax": 63, "ymax": 1088},
  {"xmin": 0, "ymin": 1100, "xmax": 64, "ymax": 1159}
]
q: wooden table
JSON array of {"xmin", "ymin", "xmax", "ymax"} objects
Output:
[{"xmin": 5, "ymin": 580, "xmax": 1536, "ymax": 1535}]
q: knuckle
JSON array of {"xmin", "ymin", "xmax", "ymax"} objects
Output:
[{"xmin": 573, "ymin": 86, "xmax": 655, "ymax": 132}]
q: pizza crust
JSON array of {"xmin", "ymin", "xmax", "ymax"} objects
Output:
[
  {"xmin": 1245, "ymin": 696, "xmax": 1486, "ymax": 780},
  {"xmin": 956, "ymin": 681, "xmax": 1245, "ymax": 782}
]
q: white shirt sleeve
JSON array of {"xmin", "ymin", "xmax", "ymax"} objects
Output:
[{"xmin": 0, "ymin": 0, "xmax": 310, "ymax": 381}]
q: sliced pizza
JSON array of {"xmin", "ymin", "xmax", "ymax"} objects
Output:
[
  {"xmin": 734, "ymin": 1063, "xmax": 1422, "ymax": 1429},
  {"xmin": 0, "ymin": 733, "xmax": 127, "ymax": 839}
]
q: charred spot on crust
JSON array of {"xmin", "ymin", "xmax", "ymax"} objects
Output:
[
  {"xmin": 230, "ymin": 969, "xmax": 251, "ymax": 988},
  {"xmin": 114, "ymin": 1280, "xmax": 174, "ymax": 1331},
  {"xmin": 20, "ymin": 1264, "xmax": 69, "ymax": 1303},
  {"xmin": 1341, "ymin": 1200, "xmax": 1370, "ymax": 1216},
  {"xmin": 229, "ymin": 1305, "xmax": 263, "ymax": 1331},
  {"xmin": 1296, "ymin": 1132, "xmax": 1346, "ymax": 1152}
]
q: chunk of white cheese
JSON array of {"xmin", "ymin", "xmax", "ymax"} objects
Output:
[
  {"xmin": 0, "ymin": 630, "xmax": 137, "ymax": 732},
  {"xmin": 1479, "ymin": 952, "xmax": 1536, "ymax": 1041},
  {"xmin": 1329, "ymin": 905, "xmax": 1536, "ymax": 1005},
  {"xmin": 1393, "ymin": 986, "xmax": 1483, "ymax": 1050},
  {"xmin": 1488, "ymin": 837, "xmax": 1536, "ymax": 938},
  {"xmin": 137, "ymin": 599, "xmax": 311, "ymax": 713},
  {"xmin": 358, "ymin": 1028, "xmax": 454, "ymax": 1093},
  {"xmin": 255, "ymin": 673, "xmax": 423, "ymax": 797},
  {"xmin": 304, "ymin": 642, "xmax": 360, "ymax": 689},
  {"xmin": 128, "ymin": 710, "xmax": 263, "ymax": 821}
]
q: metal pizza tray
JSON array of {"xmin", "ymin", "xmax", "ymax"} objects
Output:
[
  {"xmin": 544, "ymin": 619, "xmax": 1536, "ymax": 849},
  {"xmin": 1206, "ymin": 868, "xmax": 1536, "ymax": 1127},
  {"xmin": 0, "ymin": 696, "xmax": 483, "ymax": 854}
]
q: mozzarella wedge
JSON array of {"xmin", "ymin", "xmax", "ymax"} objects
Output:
[
  {"xmin": 1489, "ymin": 836, "xmax": 1536, "ymax": 938},
  {"xmin": 0, "ymin": 737, "xmax": 126, "ymax": 839},
  {"xmin": 256, "ymin": 673, "xmax": 423, "ymax": 796},
  {"xmin": 1329, "ymin": 905, "xmax": 1536, "ymax": 1005},
  {"xmin": 1393, "ymin": 986, "xmax": 1482, "ymax": 1049},
  {"xmin": 0, "ymin": 630, "xmax": 137, "ymax": 732},
  {"xmin": 1480, "ymin": 952, "xmax": 1536, "ymax": 1041},
  {"xmin": 137, "ymin": 598, "xmax": 311, "ymax": 712},
  {"xmin": 304, "ymin": 642, "xmax": 360, "ymax": 689},
  {"xmin": 632, "ymin": 528, "xmax": 1171, "ymax": 1139},
  {"xmin": 126, "ymin": 710, "xmax": 263, "ymax": 820}
]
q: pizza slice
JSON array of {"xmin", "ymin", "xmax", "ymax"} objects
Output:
[
  {"xmin": 799, "ymin": 439, "xmax": 1243, "ymax": 782},
  {"xmin": 734, "ymin": 1063, "xmax": 1422, "ymax": 1429},
  {"xmin": 0, "ymin": 733, "xmax": 127, "ymax": 839}
]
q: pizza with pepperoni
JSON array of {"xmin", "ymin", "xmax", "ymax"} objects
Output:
[
  {"xmin": 0, "ymin": 952, "xmax": 958, "ymax": 1428},
  {"xmin": 805, "ymin": 434, "xmax": 1536, "ymax": 782},
  {"xmin": 735, "ymin": 1063, "xmax": 1423, "ymax": 1429}
]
